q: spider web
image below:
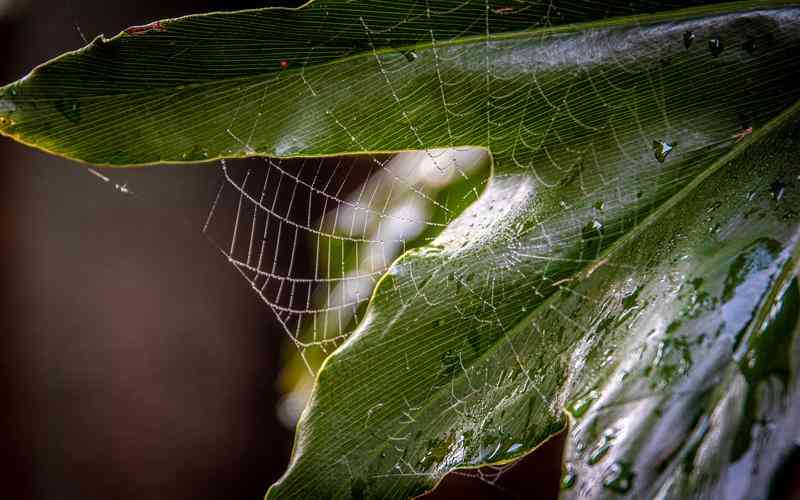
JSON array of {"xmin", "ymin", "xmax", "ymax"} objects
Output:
[
  {"xmin": 203, "ymin": 148, "xmax": 488, "ymax": 373},
  {"xmin": 191, "ymin": 0, "xmax": 790, "ymax": 494}
]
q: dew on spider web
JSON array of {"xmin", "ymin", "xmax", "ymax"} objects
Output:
[{"xmin": 203, "ymin": 148, "xmax": 488, "ymax": 424}]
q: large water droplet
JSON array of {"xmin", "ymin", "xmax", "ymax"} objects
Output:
[
  {"xmin": 567, "ymin": 390, "xmax": 598, "ymax": 419},
  {"xmin": 587, "ymin": 428, "xmax": 617, "ymax": 465},
  {"xmin": 652, "ymin": 140, "xmax": 673, "ymax": 163},
  {"xmin": 603, "ymin": 461, "xmax": 635, "ymax": 493},
  {"xmin": 708, "ymin": 35, "xmax": 724, "ymax": 57}
]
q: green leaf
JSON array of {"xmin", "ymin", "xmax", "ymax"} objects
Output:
[
  {"xmin": 0, "ymin": 0, "xmax": 795, "ymax": 165},
  {"xmin": 3, "ymin": 1, "xmax": 800, "ymax": 499},
  {"xmin": 270, "ymin": 107, "xmax": 800, "ymax": 499}
]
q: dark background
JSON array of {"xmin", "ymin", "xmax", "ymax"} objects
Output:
[{"xmin": 0, "ymin": 1, "xmax": 564, "ymax": 499}]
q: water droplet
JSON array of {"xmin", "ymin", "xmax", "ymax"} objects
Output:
[
  {"xmin": 770, "ymin": 179, "xmax": 786, "ymax": 201},
  {"xmin": 403, "ymin": 50, "xmax": 418, "ymax": 62},
  {"xmin": 587, "ymin": 429, "xmax": 617, "ymax": 464},
  {"xmin": 683, "ymin": 30, "xmax": 695, "ymax": 49},
  {"xmin": 652, "ymin": 140, "xmax": 673, "ymax": 163},
  {"xmin": 561, "ymin": 463, "xmax": 577, "ymax": 490},
  {"xmin": 708, "ymin": 35, "xmax": 724, "ymax": 57},
  {"xmin": 603, "ymin": 461, "xmax": 635, "ymax": 493},
  {"xmin": 621, "ymin": 286, "xmax": 641, "ymax": 310},
  {"xmin": 567, "ymin": 390, "xmax": 598, "ymax": 418},
  {"xmin": 506, "ymin": 442, "xmax": 523, "ymax": 454},
  {"xmin": 183, "ymin": 144, "xmax": 210, "ymax": 162}
]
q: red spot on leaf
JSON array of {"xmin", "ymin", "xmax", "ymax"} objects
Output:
[{"xmin": 125, "ymin": 21, "xmax": 166, "ymax": 36}]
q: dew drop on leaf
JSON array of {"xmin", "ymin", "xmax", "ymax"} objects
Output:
[
  {"xmin": 506, "ymin": 442, "xmax": 523, "ymax": 454},
  {"xmin": 603, "ymin": 461, "xmax": 635, "ymax": 494},
  {"xmin": 652, "ymin": 140, "xmax": 674, "ymax": 163},
  {"xmin": 708, "ymin": 35, "xmax": 724, "ymax": 57},
  {"xmin": 587, "ymin": 428, "xmax": 617, "ymax": 465},
  {"xmin": 567, "ymin": 390, "xmax": 598, "ymax": 418}
]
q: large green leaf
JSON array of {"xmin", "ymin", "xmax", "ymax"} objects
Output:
[
  {"xmin": 0, "ymin": 0, "xmax": 794, "ymax": 165},
  {"xmin": 2, "ymin": 1, "xmax": 800, "ymax": 499}
]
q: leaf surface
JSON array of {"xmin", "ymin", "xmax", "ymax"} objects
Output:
[{"xmin": 0, "ymin": 0, "xmax": 795, "ymax": 165}]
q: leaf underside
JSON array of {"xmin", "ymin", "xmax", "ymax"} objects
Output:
[{"xmin": 2, "ymin": 1, "xmax": 800, "ymax": 499}]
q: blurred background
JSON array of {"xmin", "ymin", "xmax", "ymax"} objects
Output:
[{"xmin": 0, "ymin": 1, "xmax": 564, "ymax": 499}]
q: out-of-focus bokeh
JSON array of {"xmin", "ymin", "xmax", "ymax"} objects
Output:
[
  {"xmin": 0, "ymin": 1, "xmax": 565, "ymax": 499},
  {"xmin": 0, "ymin": 1, "xmax": 294, "ymax": 499}
]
